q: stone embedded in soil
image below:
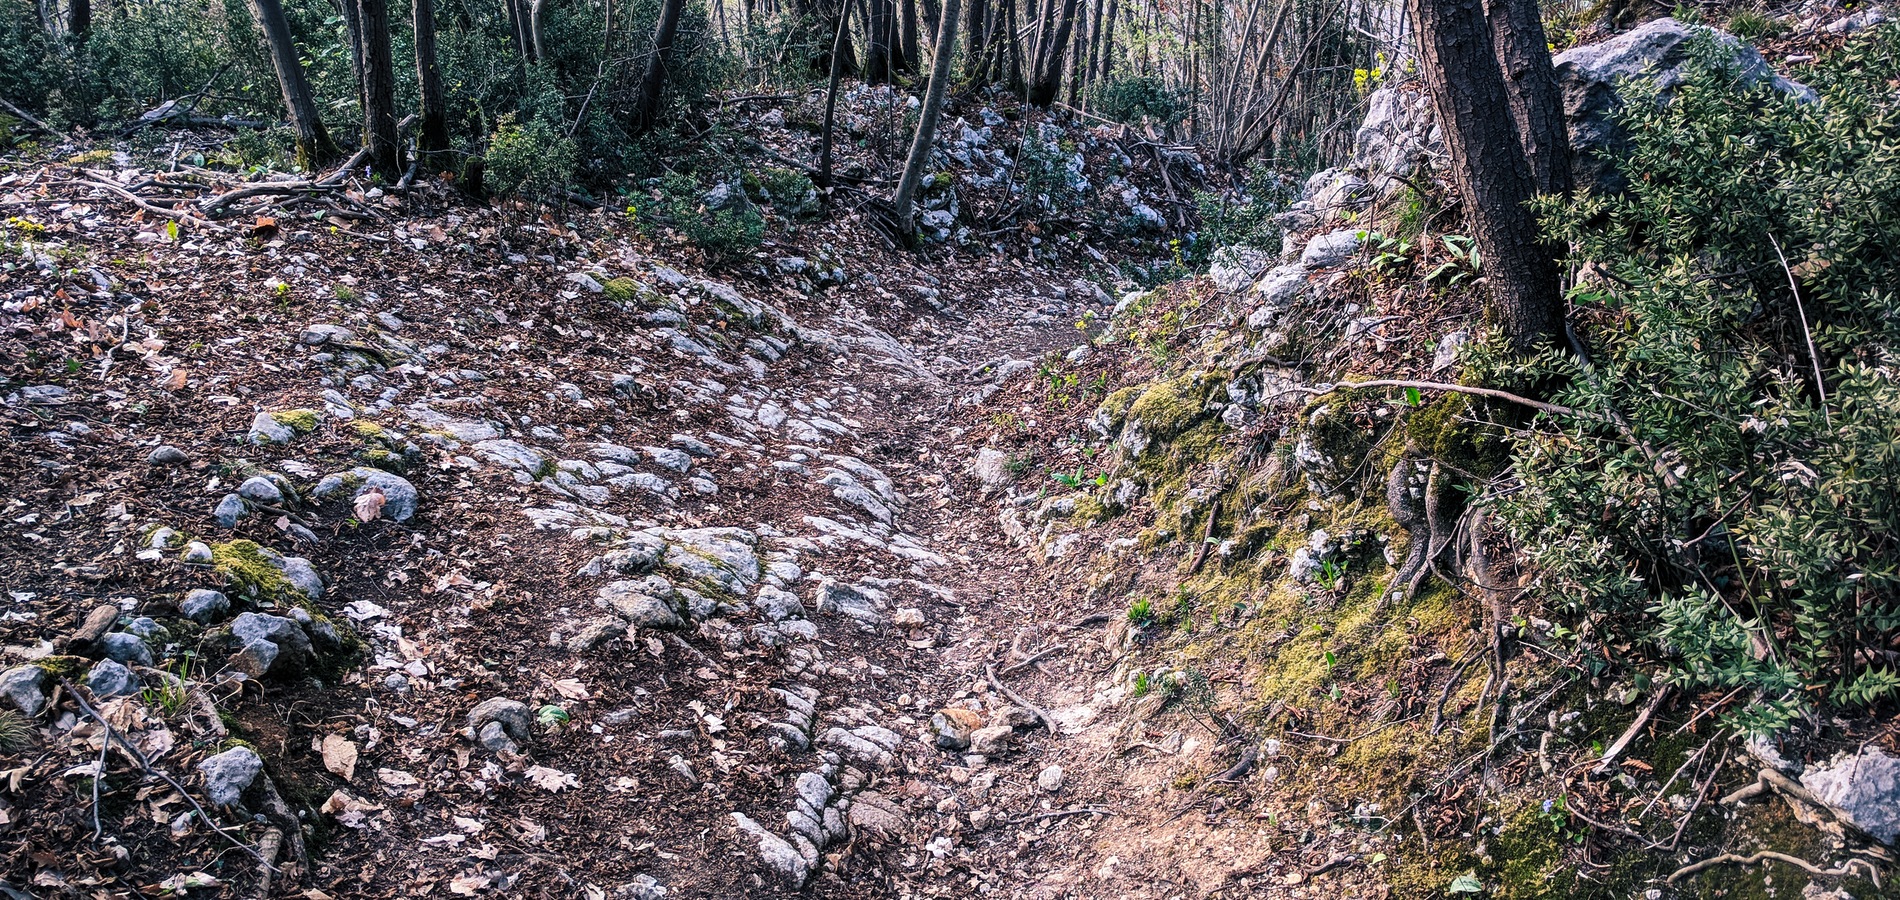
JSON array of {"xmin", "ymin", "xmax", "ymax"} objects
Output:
[
  {"xmin": 931, "ymin": 708, "xmax": 984, "ymax": 750},
  {"xmin": 988, "ymin": 705, "xmax": 1039, "ymax": 729},
  {"xmin": 85, "ymin": 659, "xmax": 140, "ymax": 697},
  {"xmin": 967, "ymin": 725, "xmax": 1014, "ymax": 756},
  {"xmin": 181, "ymin": 589, "xmax": 230, "ymax": 623},
  {"xmin": 300, "ymin": 323, "xmax": 356, "ymax": 345},
  {"xmin": 229, "ymin": 612, "xmax": 314, "ymax": 677},
  {"xmin": 1800, "ymin": 747, "xmax": 1900, "ymax": 845},
  {"xmin": 1038, "ymin": 765, "xmax": 1065, "ymax": 792},
  {"xmin": 599, "ymin": 582, "xmax": 685, "ymax": 630},
  {"xmin": 101, "ymin": 632, "xmax": 154, "ymax": 667},
  {"xmin": 468, "ymin": 697, "xmax": 535, "ymax": 745},
  {"xmin": 247, "ymin": 412, "xmax": 295, "ymax": 444},
  {"xmin": 0, "ymin": 666, "xmax": 49, "ymax": 716},
  {"xmin": 147, "ymin": 445, "xmax": 188, "ymax": 465},
  {"xmin": 312, "ymin": 467, "xmax": 420, "ymax": 522},
  {"xmin": 197, "ymin": 746, "xmax": 263, "ymax": 806},
  {"xmin": 182, "ymin": 541, "xmax": 214, "ymax": 564},
  {"xmin": 237, "ymin": 476, "xmax": 284, "ymax": 505},
  {"xmin": 213, "ymin": 493, "xmax": 247, "ymax": 528},
  {"xmin": 730, "ymin": 812, "xmax": 810, "ymax": 888},
  {"xmin": 1300, "ymin": 229, "xmax": 1363, "ymax": 269}
]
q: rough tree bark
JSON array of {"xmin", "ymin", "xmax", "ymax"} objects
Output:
[
  {"xmin": 69, "ymin": 0, "xmax": 90, "ymax": 39},
  {"xmin": 1412, "ymin": 0, "xmax": 1563, "ymax": 350},
  {"xmin": 628, "ymin": 0, "xmax": 686, "ymax": 135},
  {"xmin": 892, "ymin": 0, "xmax": 963, "ymax": 236},
  {"xmin": 1026, "ymin": 0, "xmax": 1080, "ymax": 105},
  {"xmin": 250, "ymin": 0, "xmax": 338, "ymax": 167},
  {"xmin": 818, "ymin": 0, "xmax": 852, "ymax": 188},
  {"xmin": 414, "ymin": 0, "xmax": 449, "ymax": 169},
  {"xmin": 961, "ymin": 0, "xmax": 988, "ymax": 83},
  {"xmin": 1486, "ymin": 0, "xmax": 1570, "ymax": 196},
  {"xmin": 355, "ymin": 0, "xmax": 403, "ymax": 177},
  {"xmin": 901, "ymin": 0, "xmax": 920, "ymax": 70}
]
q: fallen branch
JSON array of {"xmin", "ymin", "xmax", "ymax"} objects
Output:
[
  {"xmin": 1594, "ymin": 686, "xmax": 1671, "ymax": 774},
  {"xmin": 58, "ymin": 680, "xmax": 275, "ymax": 871},
  {"xmin": 0, "ymin": 97, "xmax": 54, "ymax": 133},
  {"xmin": 1273, "ymin": 379, "xmax": 1576, "ymax": 417},
  {"xmin": 1667, "ymin": 850, "xmax": 1880, "ymax": 886},
  {"xmin": 1013, "ymin": 807, "xmax": 1116, "ymax": 824},
  {"xmin": 999, "ymin": 644, "xmax": 1065, "ymax": 676},
  {"xmin": 77, "ymin": 179, "xmax": 229, "ymax": 231},
  {"xmin": 1209, "ymin": 746, "xmax": 1258, "ymax": 783},
  {"xmin": 984, "ymin": 662, "xmax": 1058, "ymax": 735}
]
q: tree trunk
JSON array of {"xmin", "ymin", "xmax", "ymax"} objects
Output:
[
  {"xmin": 1065, "ymin": 0, "xmax": 1089, "ymax": 105},
  {"xmin": 1026, "ymin": 0, "xmax": 1078, "ymax": 105},
  {"xmin": 356, "ymin": 0, "xmax": 403, "ymax": 177},
  {"xmin": 901, "ymin": 0, "xmax": 920, "ymax": 70},
  {"xmin": 628, "ymin": 0, "xmax": 686, "ymax": 135},
  {"xmin": 892, "ymin": 0, "xmax": 962, "ymax": 236},
  {"xmin": 529, "ymin": 0, "xmax": 549, "ymax": 62},
  {"xmin": 68, "ymin": 0, "xmax": 90, "ymax": 39},
  {"xmin": 414, "ymin": 0, "xmax": 449, "ymax": 169},
  {"xmin": 818, "ymin": 0, "xmax": 852, "ymax": 188},
  {"xmin": 961, "ymin": 0, "xmax": 988, "ymax": 83},
  {"xmin": 1486, "ymin": 0, "xmax": 1570, "ymax": 196},
  {"xmin": 864, "ymin": 0, "xmax": 893, "ymax": 82},
  {"xmin": 338, "ymin": 0, "xmax": 366, "ymax": 90},
  {"xmin": 1412, "ymin": 0, "xmax": 1562, "ymax": 351},
  {"xmin": 1096, "ymin": 0, "xmax": 1114, "ymax": 77},
  {"xmin": 251, "ymin": 0, "xmax": 338, "ymax": 167}
]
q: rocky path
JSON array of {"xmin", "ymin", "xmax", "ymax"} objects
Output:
[{"xmin": 0, "ymin": 195, "xmax": 1152, "ymax": 898}]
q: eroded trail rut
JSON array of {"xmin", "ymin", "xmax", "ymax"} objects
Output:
[{"xmin": 0, "ymin": 218, "xmax": 1136, "ymax": 898}]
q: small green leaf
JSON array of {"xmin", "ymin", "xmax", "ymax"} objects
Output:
[
  {"xmin": 1448, "ymin": 872, "xmax": 1484, "ymax": 894},
  {"xmin": 1404, "ymin": 386, "xmax": 1422, "ymax": 407}
]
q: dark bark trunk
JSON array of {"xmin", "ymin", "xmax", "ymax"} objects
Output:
[
  {"xmin": 1096, "ymin": 0, "xmax": 1114, "ymax": 77},
  {"xmin": 356, "ymin": 0, "xmax": 402, "ymax": 177},
  {"xmin": 1412, "ymin": 0, "xmax": 1562, "ymax": 351},
  {"xmin": 818, "ymin": 0, "xmax": 851, "ymax": 188},
  {"xmin": 339, "ymin": 0, "xmax": 366, "ymax": 90},
  {"xmin": 1026, "ymin": 0, "xmax": 1078, "ymax": 105},
  {"xmin": 628, "ymin": 0, "xmax": 686, "ymax": 135},
  {"xmin": 864, "ymin": 0, "xmax": 894, "ymax": 82},
  {"xmin": 414, "ymin": 0, "xmax": 449, "ymax": 168},
  {"xmin": 892, "ymin": 0, "xmax": 962, "ymax": 236},
  {"xmin": 961, "ymin": 0, "xmax": 987, "ymax": 83},
  {"xmin": 68, "ymin": 0, "xmax": 90, "ymax": 39},
  {"xmin": 1486, "ymin": 0, "xmax": 1570, "ymax": 196},
  {"xmin": 901, "ymin": 0, "xmax": 920, "ymax": 71},
  {"xmin": 1065, "ymin": 0, "xmax": 1089, "ymax": 105},
  {"xmin": 1001, "ymin": 0, "xmax": 1024, "ymax": 91},
  {"xmin": 251, "ymin": 0, "xmax": 338, "ymax": 167}
]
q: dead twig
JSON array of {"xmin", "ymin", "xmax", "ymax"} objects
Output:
[
  {"xmin": 58, "ymin": 679, "xmax": 276, "ymax": 871},
  {"xmin": 1667, "ymin": 850, "xmax": 1880, "ymax": 886},
  {"xmin": 999, "ymin": 644, "xmax": 1065, "ymax": 676},
  {"xmin": 1593, "ymin": 685, "xmax": 1670, "ymax": 774},
  {"xmin": 1273, "ymin": 379, "xmax": 1576, "ymax": 417},
  {"xmin": 76, "ymin": 179, "xmax": 229, "ymax": 232},
  {"xmin": 985, "ymin": 662, "xmax": 1058, "ymax": 735},
  {"xmin": 1768, "ymin": 235, "xmax": 1829, "ymax": 424},
  {"xmin": 0, "ymin": 97, "xmax": 55, "ymax": 133},
  {"xmin": 1013, "ymin": 807, "xmax": 1116, "ymax": 824}
]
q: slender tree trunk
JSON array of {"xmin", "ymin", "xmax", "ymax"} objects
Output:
[
  {"xmin": 901, "ymin": 0, "xmax": 921, "ymax": 70},
  {"xmin": 1001, "ymin": 0, "xmax": 1024, "ymax": 90},
  {"xmin": 628, "ymin": 0, "xmax": 687, "ymax": 134},
  {"xmin": 1096, "ymin": 0, "xmax": 1114, "ymax": 77},
  {"xmin": 818, "ymin": 0, "xmax": 851, "ymax": 188},
  {"xmin": 1065, "ymin": 0, "xmax": 1089, "ymax": 105},
  {"xmin": 251, "ymin": 0, "xmax": 338, "ymax": 167},
  {"xmin": 1486, "ymin": 0, "xmax": 1570, "ymax": 196},
  {"xmin": 603, "ymin": 0, "xmax": 614, "ymax": 56},
  {"xmin": 414, "ymin": 0, "xmax": 449, "ymax": 168},
  {"xmin": 1083, "ymin": 0, "xmax": 1104, "ymax": 80},
  {"xmin": 69, "ymin": 0, "xmax": 90, "ymax": 39},
  {"xmin": 893, "ymin": 0, "xmax": 962, "ymax": 236},
  {"xmin": 961, "ymin": 0, "xmax": 988, "ymax": 82},
  {"xmin": 338, "ymin": 0, "xmax": 366, "ymax": 90},
  {"xmin": 529, "ymin": 0, "xmax": 549, "ymax": 62},
  {"xmin": 356, "ymin": 0, "xmax": 402, "ymax": 177},
  {"xmin": 1412, "ymin": 0, "xmax": 1562, "ymax": 351},
  {"xmin": 1026, "ymin": 0, "xmax": 1077, "ymax": 104}
]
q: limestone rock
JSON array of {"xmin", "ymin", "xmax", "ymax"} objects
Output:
[
  {"xmin": 1800, "ymin": 747, "xmax": 1900, "ymax": 844},
  {"xmin": 730, "ymin": 812, "xmax": 810, "ymax": 888},
  {"xmin": 1, "ymin": 666, "xmax": 49, "ymax": 716},
  {"xmin": 968, "ymin": 725, "xmax": 1014, "ymax": 756},
  {"xmin": 197, "ymin": 746, "xmax": 264, "ymax": 806},
  {"xmin": 312, "ymin": 467, "xmax": 420, "ymax": 522},
  {"xmin": 181, "ymin": 589, "xmax": 230, "ymax": 624},
  {"xmin": 86, "ymin": 659, "xmax": 140, "ymax": 697},
  {"xmin": 228, "ymin": 612, "xmax": 314, "ymax": 677},
  {"xmin": 1300, "ymin": 230, "xmax": 1363, "ymax": 269},
  {"xmin": 468, "ymin": 697, "xmax": 534, "ymax": 745}
]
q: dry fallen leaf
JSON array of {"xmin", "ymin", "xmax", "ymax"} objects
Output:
[
  {"xmin": 524, "ymin": 765, "xmax": 578, "ymax": 793},
  {"xmin": 354, "ymin": 488, "xmax": 386, "ymax": 522},
  {"xmin": 448, "ymin": 874, "xmax": 490, "ymax": 895},
  {"xmin": 552, "ymin": 678, "xmax": 590, "ymax": 700},
  {"xmin": 321, "ymin": 734, "xmax": 358, "ymax": 781}
]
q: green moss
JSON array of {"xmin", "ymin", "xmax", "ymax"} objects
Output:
[
  {"xmin": 1127, "ymin": 371, "xmax": 1225, "ymax": 442},
  {"xmin": 67, "ymin": 149, "xmax": 116, "ymax": 165},
  {"xmin": 1096, "ymin": 386, "xmax": 1143, "ymax": 433},
  {"xmin": 349, "ymin": 420, "xmax": 389, "ymax": 441},
  {"xmin": 210, "ymin": 539, "xmax": 296, "ymax": 600},
  {"xmin": 357, "ymin": 448, "xmax": 405, "ymax": 473},
  {"xmin": 603, "ymin": 277, "xmax": 644, "ymax": 304},
  {"xmin": 32, "ymin": 655, "xmax": 92, "ymax": 680},
  {"xmin": 268, "ymin": 409, "xmax": 320, "ymax": 434}
]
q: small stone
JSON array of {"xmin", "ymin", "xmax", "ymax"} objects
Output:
[
  {"xmin": 182, "ymin": 541, "xmax": 214, "ymax": 564},
  {"xmin": 930, "ymin": 708, "xmax": 984, "ymax": 750},
  {"xmin": 967, "ymin": 725, "xmax": 1014, "ymax": 756},
  {"xmin": 312, "ymin": 467, "xmax": 420, "ymax": 522},
  {"xmin": 237, "ymin": 476, "xmax": 283, "ymax": 505},
  {"xmin": 197, "ymin": 747, "xmax": 263, "ymax": 806},
  {"xmin": 300, "ymin": 323, "xmax": 356, "ymax": 345},
  {"xmin": 730, "ymin": 812, "xmax": 810, "ymax": 888},
  {"xmin": 1037, "ymin": 764, "xmax": 1064, "ymax": 792},
  {"xmin": 213, "ymin": 494, "xmax": 247, "ymax": 528},
  {"xmin": 599, "ymin": 582, "xmax": 685, "ymax": 630},
  {"xmin": 477, "ymin": 720, "xmax": 519, "ymax": 754},
  {"xmin": 988, "ymin": 705, "xmax": 1039, "ymax": 729},
  {"xmin": 617, "ymin": 874, "xmax": 668, "ymax": 900},
  {"xmin": 1300, "ymin": 230, "xmax": 1363, "ymax": 268},
  {"xmin": 86, "ymin": 659, "xmax": 140, "ymax": 697},
  {"xmin": 101, "ymin": 632, "xmax": 154, "ymax": 667},
  {"xmin": 147, "ymin": 445, "xmax": 188, "ymax": 466},
  {"xmin": 1800, "ymin": 747, "xmax": 1900, "ymax": 845},
  {"xmin": 0, "ymin": 666, "xmax": 49, "ymax": 716},
  {"xmin": 468, "ymin": 697, "xmax": 534, "ymax": 744},
  {"xmin": 229, "ymin": 612, "xmax": 313, "ymax": 677},
  {"xmin": 247, "ymin": 412, "xmax": 295, "ymax": 445}
]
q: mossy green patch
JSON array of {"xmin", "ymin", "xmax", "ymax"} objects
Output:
[
  {"xmin": 210, "ymin": 539, "xmax": 297, "ymax": 600},
  {"xmin": 1127, "ymin": 371, "xmax": 1225, "ymax": 442},
  {"xmin": 32, "ymin": 655, "xmax": 93, "ymax": 680},
  {"xmin": 268, "ymin": 409, "xmax": 320, "ymax": 434}
]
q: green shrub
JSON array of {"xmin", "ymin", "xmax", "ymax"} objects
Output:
[
  {"xmin": 1090, "ymin": 75, "xmax": 1184, "ymax": 127},
  {"xmin": 632, "ymin": 171, "xmax": 764, "ymax": 261},
  {"xmin": 1498, "ymin": 29, "xmax": 1900, "ymax": 733},
  {"xmin": 484, "ymin": 114, "xmax": 578, "ymax": 201},
  {"xmin": 1192, "ymin": 162, "xmax": 1299, "ymax": 263}
]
